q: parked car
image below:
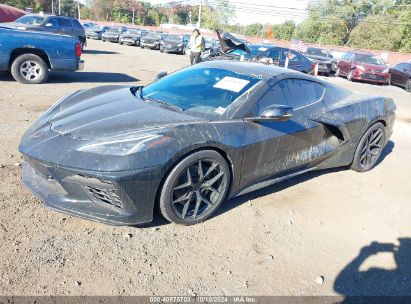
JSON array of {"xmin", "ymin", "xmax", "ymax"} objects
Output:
[
  {"xmin": 304, "ymin": 47, "xmax": 333, "ymax": 76},
  {"xmin": 222, "ymin": 43, "xmax": 315, "ymax": 74},
  {"xmin": 329, "ymin": 49, "xmax": 346, "ymax": 72},
  {"xmin": 119, "ymin": 28, "xmax": 147, "ymax": 46},
  {"xmin": 140, "ymin": 31, "xmax": 167, "ymax": 50},
  {"xmin": 335, "ymin": 51, "xmax": 390, "ymax": 84},
  {"xmin": 101, "ymin": 26, "xmax": 127, "ymax": 43},
  {"xmin": 0, "ymin": 26, "xmax": 83, "ymax": 84},
  {"xmin": 2, "ymin": 14, "xmax": 86, "ymax": 48},
  {"xmin": 19, "ymin": 61, "xmax": 396, "ymax": 225},
  {"xmin": 86, "ymin": 26, "xmax": 110, "ymax": 40},
  {"xmin": 82, "ymin": 22, "xmax": 98, "ymax": 28},
  {"xmin": 389, "ymin": 62, "xmax": 411, "ymax": 92},
  {"xmin": 160, "ymin": 34, "xmax": 190, "ymax": 54}
]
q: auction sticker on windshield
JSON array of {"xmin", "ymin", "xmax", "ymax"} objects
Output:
[{"xmin": 213, "ymin": 76, "xmax": 250, "ymax": 93}]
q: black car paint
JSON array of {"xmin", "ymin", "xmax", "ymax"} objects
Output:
[
  {"xmin": 304, "ymin": 47, "xmax": 333, "ymax": 75},
  {"xmin": 119, "ymin": 29, "xmax": 148, "ymax": 46},
  {"xmin": 160, "ymin": 34, "xmax": 190, "ymax": 54},
  {"xmin": 19, "ymin": 61, "xmax": 396, "ymax": 226},
  {"xmin": 389, "ymin": 62, "xmax": 411, "ymax": 91},
  {"xmin": 86, "ymin": 26, "xmax": 110, "ymax": 40},
  {"xmin": 102, "ymin": 27, "xmax": 127, "ymax": 42},
  {"xmin": 141, "ymin": 32, "xmax": 167, "ymax": 50}
]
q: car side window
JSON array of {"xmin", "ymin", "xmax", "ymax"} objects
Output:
[
  {"xmin": 58, "ymin": 18, "xmax": 72, "ymax": 28},
  {"xmin": 46, "ymin": 18, "xmax": 59, "ymax": 27},
  {"xmin": 268, "ymin": 49, "xmax": 281, "ymax": 60},
  {"xmin": 252, "ymin": 82, "xmax": 289, "ymax": 115},
  {"xmin": 281, "ymin": 79, "xmax": 325, "ymax": 108}
]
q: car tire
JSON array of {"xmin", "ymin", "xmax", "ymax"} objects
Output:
[
  {"xmin": 182, "ymin": 47, "xmax": 186, "ymax": 55},
  {"xmin": 119, "ymin": 41, "xmax": 123, "ymax": 45},
  {"xmin": 141, "ymin": 45, "xmax": 144, "ymax": 49},
  {"xmin": 11, "ymin": 54, "xmax": 49, "ymax": 84},
  {"xmin": 405, "ymin": 79, "xmax": 411, "ymax": 92},
  {"xmin": 160, "ymin": 47, "xmax": 164, "ymax": 53},
  {"xmin": 351, "ymin": 122, "xmax": 386, "ymax": 172},
  {"xmin": 159, "ymin": 150, "xmax": 231, "ymax": 225}
]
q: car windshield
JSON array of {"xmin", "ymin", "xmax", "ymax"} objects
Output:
[
  {"xmin": 128, "ymin": 29, "xmax": 140, "ymax": 34},
  {"xmin": 15, "ymin": 15, "xmax": 45, "ymax": 25},
  {"xmin": 356, "ymin": 54, "xmax": 384, "ymax": 65},
  {"xmin": 164, "ymin": 35, "xmax": 182, "ymax": 42},
  {"xmin": 308, "ymin": 48, "xmax": 331, "ymax": 58},
  {"xmin": 140, "ymin": 66, "xmax": 261, "ymax": 118},
  {"xmin": 146, "ymin": 32, "xmax": 162, "ymax": 39},
  {"xmin": 108, "ymin": 27, "xmax": 122, "ymax": 33}
]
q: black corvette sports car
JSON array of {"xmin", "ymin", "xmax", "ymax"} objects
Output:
[{"xmin": 19, "ymin": 61, "xmax": 396, "ymax": 226}]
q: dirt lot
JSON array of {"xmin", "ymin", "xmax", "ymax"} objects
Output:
[{"xmin": 0, "ymin": 39, "xmax": 410, "ymax": 297}]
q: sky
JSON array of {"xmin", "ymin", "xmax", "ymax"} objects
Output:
[{"xmin": 148, "ymin": 0, "xmax": 310, "ymax": 25}]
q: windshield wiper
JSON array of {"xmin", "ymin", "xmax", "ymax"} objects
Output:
[{"xmin": 138, "ymin": 89, "xmax": 183, "ymax": 112}]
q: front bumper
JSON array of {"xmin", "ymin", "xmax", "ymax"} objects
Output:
[
  {"xmin": 163, "ymin": 45, "xmax": 184, "ymax": 53},
  {"xmin": 316, "ymin": 62, "xmax": 332, "ymax": 74},
  {"xmin": 120, "ymin": 37, "xmax": 139, "ymax": 45},
  {"xmin": 353, "ymin": 69, "xmax": 389, "ymax": 83},
  {"xmin": 21, "ymin": 158, "xmax": 162, "ymax": 226},
  {"xmin": 86, "ymin": 32, "xmax": 101, "ymax": 39},
  {"xmin": 102, "ymin": 36, "xmax": 119, "ymax": 42},
  {"xmin": 141, "ymin": 42, "xmax": 160, "ymax": 49}
]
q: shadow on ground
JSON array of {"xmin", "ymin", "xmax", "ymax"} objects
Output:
[
  {"xmin": 0, "ymin": 71, "xmax": 138, "ymax": 84},
  {"xmin": 82, "ymin": 49, "xmax": 119, "ymax": 55},
  {"xmin": 334, "ymin": 238, "xmax": 411, "ymax": 302}
]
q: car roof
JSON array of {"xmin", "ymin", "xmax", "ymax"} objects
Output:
[{"xmin": 196, "ymin": 60, "xmax": 300, "ymax": 79}]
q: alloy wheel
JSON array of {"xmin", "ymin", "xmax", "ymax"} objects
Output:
[
  {"xmin": 19, "ymin": 61, "xmax": 42, "ymax": 81},
  {"xmin": 171, "ymin": 159, "xmax": 227, "ymax": 221},
  {"xmin": 359, "ymin": 127, "xmax": 384, "ymax": 170},
  {"xmin": 406, "ymin": 79, "xmax": 411, "ymax": 92}
]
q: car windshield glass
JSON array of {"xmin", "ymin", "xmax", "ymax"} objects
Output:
[
  {"xmin": 15, "ymin": 15, "xmax": 45, "ymax": 25},
  {"xmin": 164, "ymin": 35, "xmax": 182, "ymax": 42},
  {"xmin": 356, "ymin": 54, "xmax": 384, "ymax": 65},
  {"xmin": 128, "ymin": 29, "xmax": 140, "ymax": 34},
  {"xmin": 249, "ymin": 45, "xmax": 271, "ymax": 57},
  {"xmin": 146, "ymin": 32, "xmax": 162, "ymax": 39},
  {"xmin": 108, "ymin": 27, "xmax": 122, "ymax": 33},
  {"xmin": 140, "ymin": 67, "xmax": 261, "ymax": 117}
]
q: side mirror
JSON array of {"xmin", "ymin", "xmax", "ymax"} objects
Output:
[
  {"xmin": 45, "ymin": 23, "xmax": 53, "ymax": 27},
  {"xmin": 155, "ymin": 71, "xmax": 167, "ymax": 81},
  {"xmin": 246, "ymin": 105, "xmax": 293, "ymax": 122}
]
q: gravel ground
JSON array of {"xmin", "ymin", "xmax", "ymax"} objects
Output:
[{"xmin": 0, "ymin": 39, "xmax": 410, "ymax": 297}]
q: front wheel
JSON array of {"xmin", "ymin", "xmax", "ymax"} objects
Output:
[
  {"xmin": 11, "ymin": 54, "xmax": 49, "ymax": 84},
  {"xmin": 159, "ymin": 150, "xmax": 231, "ymax": 225},
  {"xmin": 347, "ymin": 69, "xmax": 354, "ymax": 81},
  {"xmin": 351, "ymin": 122, "xmax": 386, "ymax": 172}
]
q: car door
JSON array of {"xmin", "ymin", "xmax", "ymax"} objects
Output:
[
  {"xmin": 339, "ymin": 52, "xmax": 351, "ymax": 75},
  {"xmin": 391, "ymin": 63, "xmax": 410, "ymax": 86},
  {"xmin": 280, "ymin": 49, "xmax": 305, "ymax": 71},
  {"xmin": 240, "ymin": 78, "xmax": 331, "ymax": 187}
]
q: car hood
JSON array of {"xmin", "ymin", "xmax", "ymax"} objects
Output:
[
  {"xmin": 48, "ymin": 86, "xmax": 202, "ymax": 140},
  {"xmin": 306, "ymin": 54, "xmax": 332, "ymax": 63},
  {"xmin": 217, "ymin": 30, "xmax": 250, "ymax": 54},
  {"xmin": 354, "ymin": 62, "xmax": 387, "ymax": 71}
]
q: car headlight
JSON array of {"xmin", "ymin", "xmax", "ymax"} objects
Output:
[
  {"xmin": 177, "ymin": 43, "xmax": 183, "ymax": 47},
  {"xmin": 77, "ymin": 134, "xmax": 164, "ymax": 156},
  {"xmin": 356, "ymin": 65, "xmax": 366, "ymax": 71}
]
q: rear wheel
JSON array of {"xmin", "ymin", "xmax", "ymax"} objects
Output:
[
  {"xmin": 406, "ymin": 79, "xmax": 411, "ymax": 92},
  {"xmin": 11, "ymin": 54, "xmax": 49, "ymax": 84},
  {"xmin": 351, "ymin": 122, "xmax": 386, "ymax": 172},
  {"xmin": 159, "ymin": 150, "xmax": 230, "ymax": 225}
]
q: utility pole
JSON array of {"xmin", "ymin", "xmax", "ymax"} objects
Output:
[
  {"xmin": 198, "ymin": 0, "xmax": 202, "ymax": 28},
  {"xmin": 189, "ymin": 11, "xmax": 192, "ymax": 25},
  {"xmin": 77, "ymin": 1, "xmax": 81, "ymax": 20},
  {"xmin": 132, "ymin": 6, "xmax": 135, "ymax": 26},
  {"xmin": 58, "ymin": 0, "xmax": 61, "ymax": 15},
  {"xmin": 51, "ymin": 0, "xmax": 54, "ymax": 14}
]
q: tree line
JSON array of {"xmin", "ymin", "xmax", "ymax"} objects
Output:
[{"xmin": 3, "ymin": 0, "xmax": 411, "ymax": 52}]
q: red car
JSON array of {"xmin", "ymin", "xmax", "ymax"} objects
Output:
[{"xmin": 335, "ymin": 51, "xmax": 390, "ymax": 84}]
